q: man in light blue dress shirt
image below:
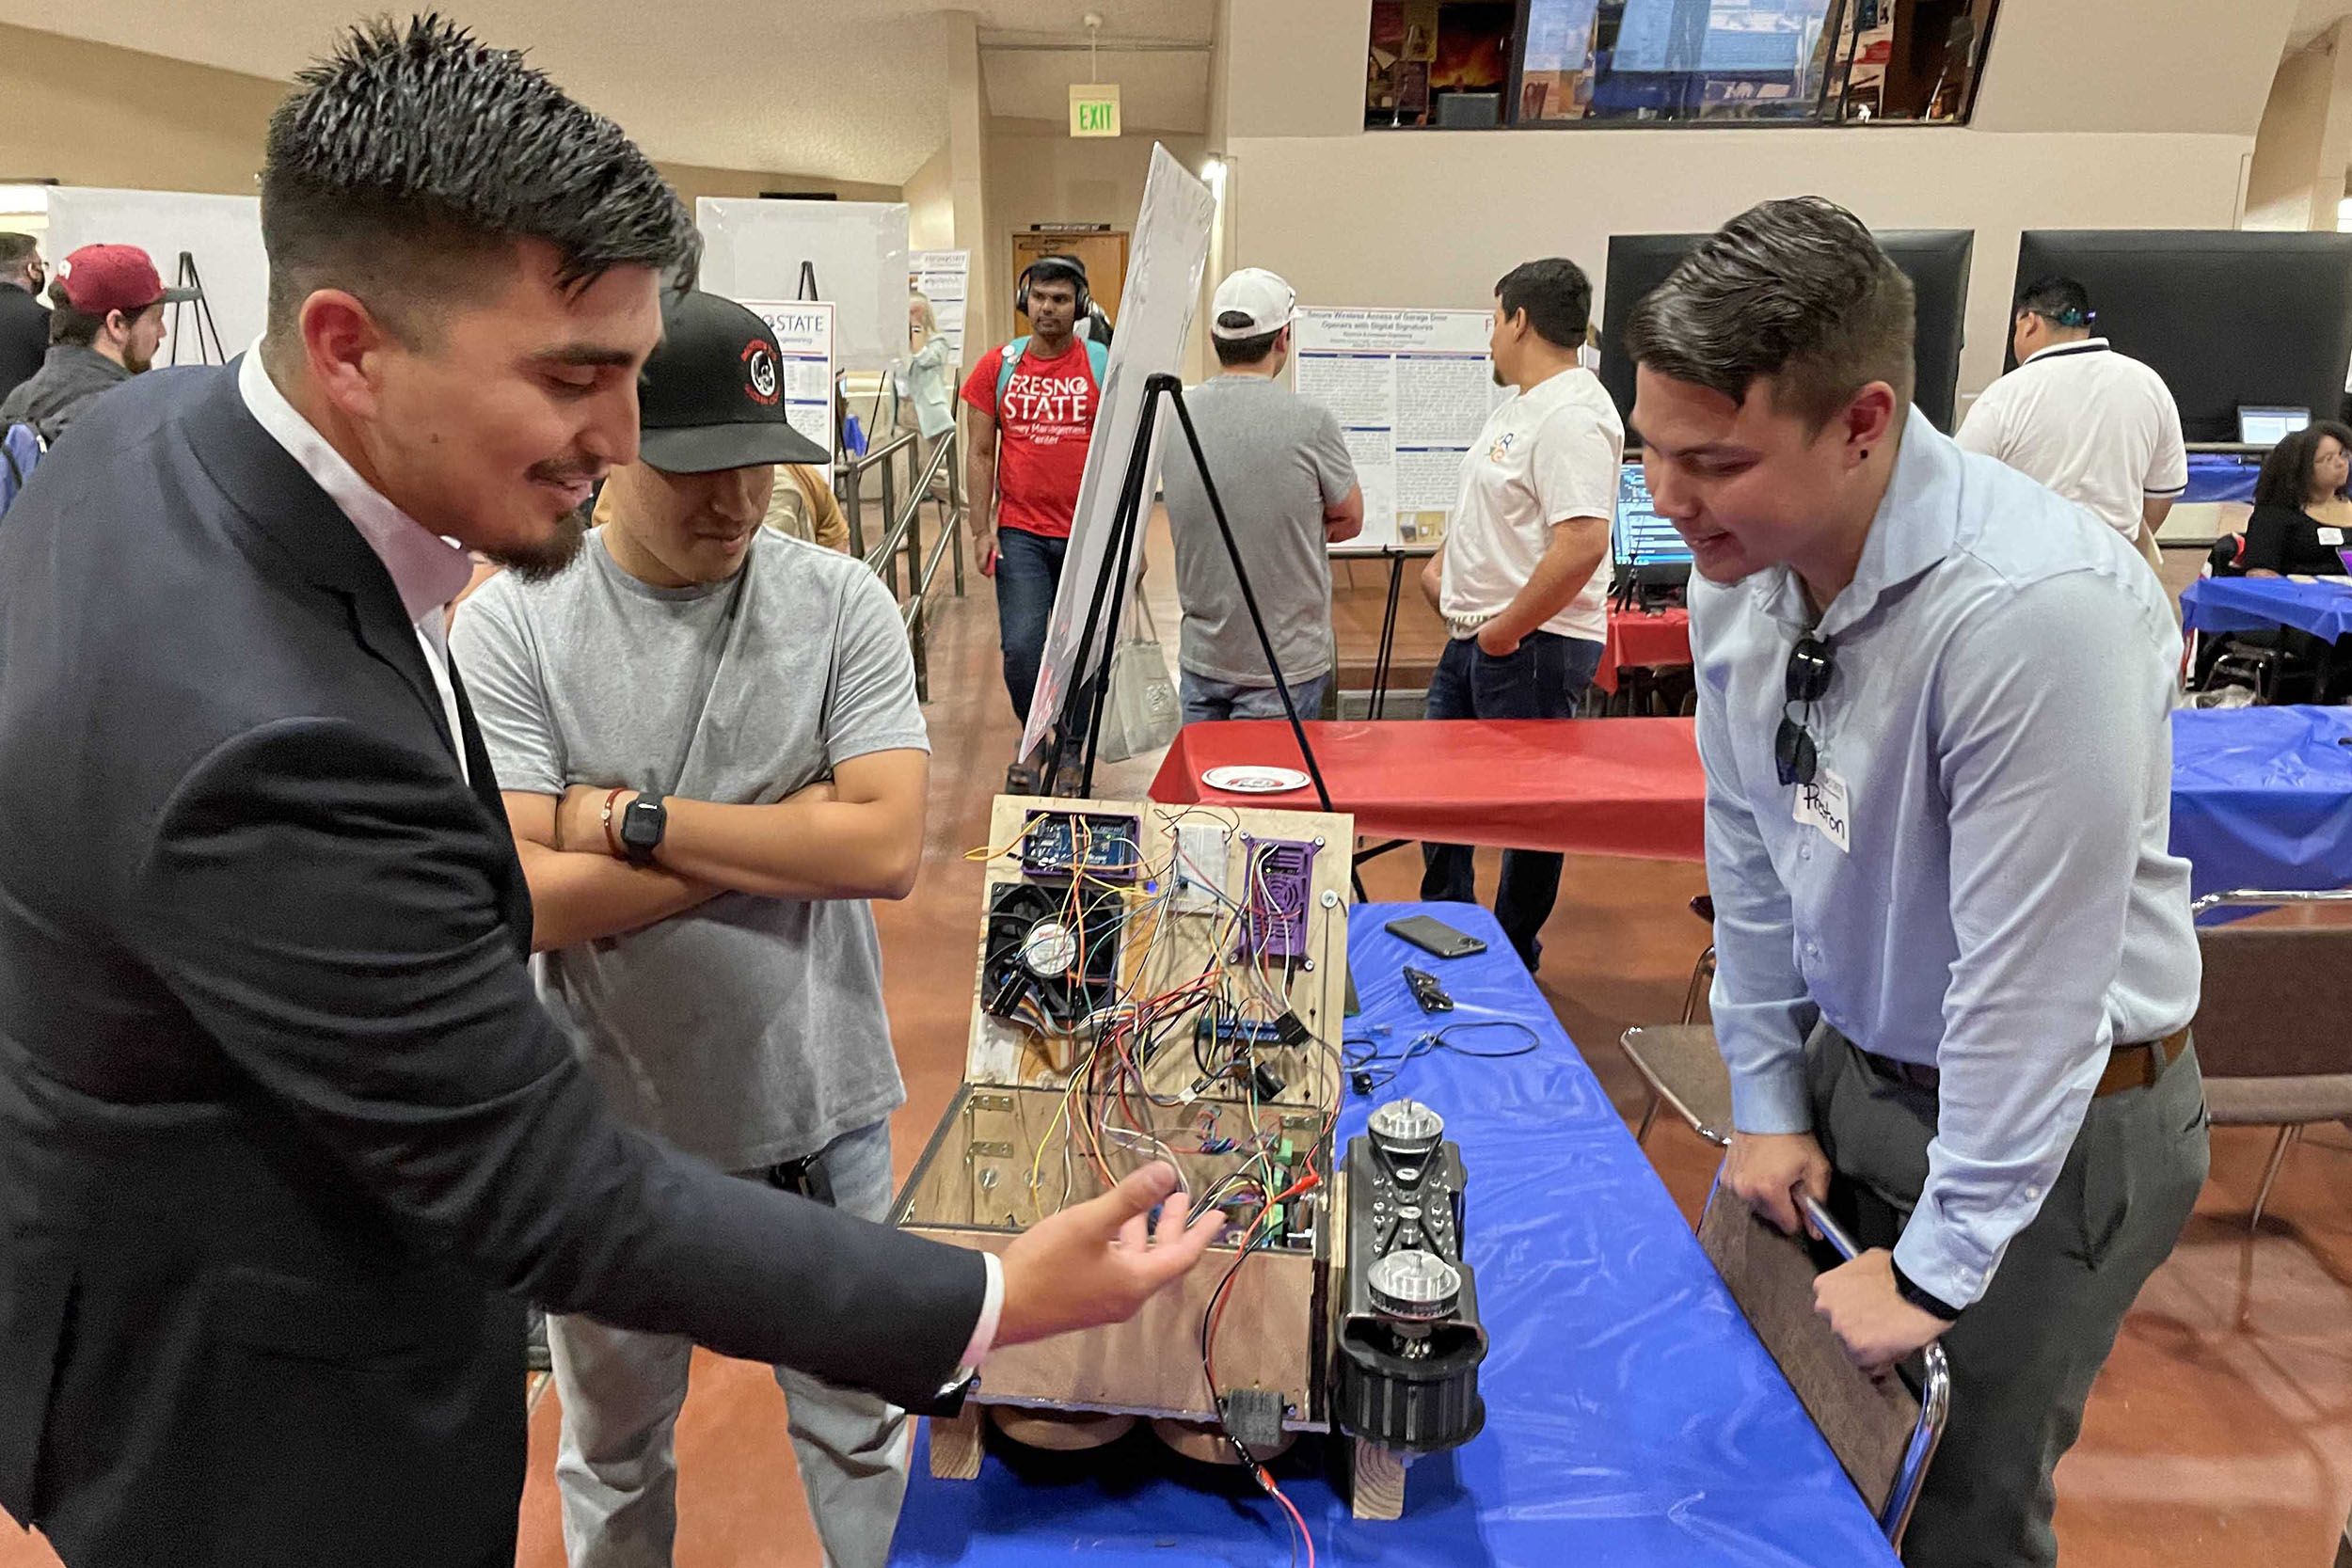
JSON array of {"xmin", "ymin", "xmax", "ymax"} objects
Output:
[{"xmin": 1627, "ymin": 198, "xmax": 2209, "ymax": 1567}]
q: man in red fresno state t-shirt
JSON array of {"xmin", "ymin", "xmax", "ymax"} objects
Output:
[{"xmin": 960, "ymin": 255, "xmax": 1104, "ymax": 722}]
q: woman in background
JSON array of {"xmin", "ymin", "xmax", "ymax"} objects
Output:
[
  {"xmin": 2242, "ymin": 420, "xmax": 2352, "ymax": 576},
  {"xmin": 904, "ymin": 292, "xmax": 958, "ymax": 501}
]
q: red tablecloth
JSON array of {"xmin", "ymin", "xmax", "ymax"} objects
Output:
[
  {"xmin": 1149, "ymin": 719, "xmax": 1705, "ymax": 861},
  {"xmin": 1595, "ymin": 606, "xmax": 1693, "ymax": 694}
]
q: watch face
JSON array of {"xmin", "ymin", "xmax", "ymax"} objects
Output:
[{"xmin": 622, "ymin": 796, "xmax": 664, "ymax": 847}]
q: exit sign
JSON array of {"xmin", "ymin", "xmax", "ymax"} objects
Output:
[{"xmin": 1070, "ymin": 83, "xmax": 1121, "ymax": 137}]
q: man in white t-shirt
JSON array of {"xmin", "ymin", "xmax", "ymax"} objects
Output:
[
  {"xmin": 1418, "ymin": 257, "xmax": 1625, "ymax": 970},
  {"xmin": 1956, "ymin": 277, "xmax": 2186, "ymax": 574}
]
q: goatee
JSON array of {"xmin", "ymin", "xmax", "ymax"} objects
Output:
[{"xmin": 489, "ymin": 505, "xmax": 592, "ymax": 582}]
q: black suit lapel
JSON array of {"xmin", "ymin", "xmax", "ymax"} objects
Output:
[{"xmin": 181, "ymin": 361, "xmax": 458, "ymax": 756}]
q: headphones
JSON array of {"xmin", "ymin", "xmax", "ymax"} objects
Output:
[{"xmin": 1014, "ymin": 254, "xmax": 1091, "ymax": 321}]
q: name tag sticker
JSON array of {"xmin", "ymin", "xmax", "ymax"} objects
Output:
[
  {"xmin": 2321, "ymin": 527, "xmax": 2346, "ymax": 546},
  {"xmin": 1793, "ymin": 768, "xmax": 1851, "ymax": 853}
]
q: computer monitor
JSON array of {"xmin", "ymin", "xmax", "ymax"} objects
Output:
[
  {"xmin": 1598, "ymin": 229, "xmax": 1975, "ymax": 436},
  {"xmin": 2011, "ymin": 230, "xmax": 2352, "ymax": 443},
  {"xmin": 1613, "ymin": 461, "xmax": 1692, "ymax": 569},
  {"xmin": 2238, "ymin": 405, "xmax": 2311, "ymax": 447}
]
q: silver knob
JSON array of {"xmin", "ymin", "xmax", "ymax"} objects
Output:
[
  {"xmin": 1368, "ymin": 1099, "xmax": 1444, "ymax": 1158},
  {"xmin": 1366, "ymin": 1249, "xmax": 1461, "ymax": 1320}
]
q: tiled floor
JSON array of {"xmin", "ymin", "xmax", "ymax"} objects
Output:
[{"xmin": 3, "ymin": 539, "xmax": 2343, "ymax": 1567}]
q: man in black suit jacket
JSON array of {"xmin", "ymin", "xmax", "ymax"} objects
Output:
[
  {"xmin": 0, "ymin": 233, "xmax": 43, "ymax": 406},
  {"xmin": 0, "ymin": 22, "xmax": 1216, "ymax": 1568}
]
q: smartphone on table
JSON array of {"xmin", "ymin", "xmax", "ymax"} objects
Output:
[{"xmin": 1384, "ymin": 914, "xmax": 1487, "ymax": 960}]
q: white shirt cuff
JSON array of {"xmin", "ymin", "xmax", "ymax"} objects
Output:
[{"xmin": 958, "ymin": 1252, "xmax": 1004, "ymax": 1370}]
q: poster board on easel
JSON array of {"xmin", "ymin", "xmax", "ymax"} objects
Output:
[
  {"xmin": 697, "ymin": 199, "xmax": 908, "ymax": 374},
  {"xmin": 44, "ymin": 188, "xmax": 265, "ymax": 364},
  {"xmin": 1017, "ymin": 147, "xmax": 1216, "ymax": 759}
]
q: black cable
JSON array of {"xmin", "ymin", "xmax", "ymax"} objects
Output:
[
  {"xmin": 1342, "ymin": 1018, "xmax": 1542, "ymax": 1094},
  {"xmin": 1197, "ymin": 1222, "xmax": 1303, "ymax": 1566}
]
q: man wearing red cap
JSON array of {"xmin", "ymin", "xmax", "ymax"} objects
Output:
[{"xmin": 0, "ymin": 243, "xmax": 191, "ymax": 443}]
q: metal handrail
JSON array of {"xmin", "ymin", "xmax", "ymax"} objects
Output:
[
  {"xmin": 1801, "ymin": 1196, "xmax": 1949, "ymax": 1551},
  {"xmin": 839, "ymin": 425, "xmax": 961, "ymax": 704},
  {"xmin": 2191, "ymin": 887, "xmax": 2352, "ymax": 916},
  {"xmin": 861, "ymin": 431, "xmax": 953, "ymax": 574},
  {"xmin": 843, "ymin": 430, "xmax": 918, "ymax": 477}
]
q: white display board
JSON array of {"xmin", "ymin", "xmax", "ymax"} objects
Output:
[
  {"xmin": 1020, "ymin": 146, "xmax": 1216, "ymax": 758},
  {"xmin": 913, "ymin": 249, "xmax": 969, "ymax": 359},
  {"xmin": 1291, "ymin": 308, "xmax": 1509, "ymax": 552},
  {"xmin": 738, "ymin": 299, "xmax": 835, "ymax": 459},
  {"xmin": 43, "ymin": 188, "xmax": 266, "ymax": 366},
  {"xmin": 697, "ymin": 198, "xmax": 909, "ymax": 374}
]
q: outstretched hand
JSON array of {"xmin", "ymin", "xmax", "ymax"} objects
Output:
[{"xmin": 993, "ymin": 1163, "xmax": 1223, "ymax": 1347}]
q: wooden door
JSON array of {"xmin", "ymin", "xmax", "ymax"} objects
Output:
[{"xmin": 1010, "ymin": 230, "xmax": 1129, "ymax": 334}]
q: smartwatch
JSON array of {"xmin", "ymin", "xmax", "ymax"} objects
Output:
[{"xmin": 619, "ymin": 791, "xmax": 668, "ymax": 867}]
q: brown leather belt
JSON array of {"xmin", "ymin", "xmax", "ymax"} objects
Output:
[{"xmin": 1859, "ymin": 1028, "xmax": 2188, "ymax": 1100}]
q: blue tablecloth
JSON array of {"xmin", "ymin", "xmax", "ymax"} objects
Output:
[
  {"xmin": 2183, "ymin": 452, "xmax": 2261, "ymax": 506},
  {"xmin": 2180, "ymin": 575, "xmax": 2352, "ymax": 641},
  {"xmin": 891, "ymin": 903, "xmax": 1899, "ymax": 1568},
  {"xmin": 2171, "ymin": 705, "xmax": 2352, "ymax": 905}
]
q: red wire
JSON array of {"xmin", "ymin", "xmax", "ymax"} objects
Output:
[{"xmin": 1259, "ymin": 1467, "xmax": 1314, "ymax": 1568}]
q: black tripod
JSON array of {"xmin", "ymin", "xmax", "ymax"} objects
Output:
[
  {"xmin": 1016, "ymin": 372, "xmax": 1335, "ymax": 816},
  {"xmin": 167, "ymin": 252, "xmax": 226, "ymax": 367}
]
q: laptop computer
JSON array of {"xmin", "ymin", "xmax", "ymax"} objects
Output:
[{"xmin": 2238, "ymin": 405, "xmax": 2311, "ymax": 446}]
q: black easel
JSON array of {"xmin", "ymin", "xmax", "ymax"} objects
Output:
[
  {"xmin": 1016, "ymin": 372, "xmax": 1335, "ymax": 819},
  {"xmin": 168, "ymin": 251, "xmax": 226, "ymax": 367}
]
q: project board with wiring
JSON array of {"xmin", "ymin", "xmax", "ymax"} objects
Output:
[{"xmin": 894, "ymin": 795, "xmax": 1355, "ymax": 1483}]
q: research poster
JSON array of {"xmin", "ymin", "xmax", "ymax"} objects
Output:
[
  {"xmin": 737, "ymin": 299, "xmax": 836, "ymax": 458},
  {"xmin": 912, "ymin": 249, "xmax": 970, "ymax": 359},
  {"xmin": 1292, "ymin": 309, "xmax": 1508, "ymax": 551}
]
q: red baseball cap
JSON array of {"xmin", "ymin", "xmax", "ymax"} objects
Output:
[{"xmin": 54, "ymin": 245, "xmax": 195, "ymax": 317}]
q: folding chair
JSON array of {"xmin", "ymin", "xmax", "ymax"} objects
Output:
[
  {"xmin": 1622, "ymin": 895, "xmax": 1733, "ymax": 1145},
  {"xmin": 1699, "ymin": 1185, "xmax": 1950, "ymax": 1549},
  {"xmin": 2190, "ymin": 888, "xmax": 2352, "ymax": 1232}
]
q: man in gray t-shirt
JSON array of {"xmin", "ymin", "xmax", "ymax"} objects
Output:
[
  {"xmin": 450, "ymin": 292, "xmax": 927, "ymax": 1568},
  {"xmin": 1162, "ymin": 268, "xmax": 1363, "ymax": 723}
]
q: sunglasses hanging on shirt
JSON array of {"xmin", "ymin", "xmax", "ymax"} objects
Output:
[{"xmin": 1775, "ymin": 634, "xmax": 1836, "ymax": 787}]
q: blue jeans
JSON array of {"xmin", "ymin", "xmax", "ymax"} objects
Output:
[
  {"xmin": 1419, "ymin": 630, "xmax": 1604, "ymax": 969},
  {"xmin": 993, "ymin": 526, "xmax": 1067, "ymax": 723},
  {"xmin": 1179, "ymin": 669, "xmax": 1332, "ymax": 726}
]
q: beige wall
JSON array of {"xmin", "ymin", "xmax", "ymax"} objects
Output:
[
  {"xmin": 1221, "ymin": 127, "xmax": 2253, "ymax": 403},
  {"xmin": 0, "ymin": 22, "xmax": 278, "ymax": 196},
  {"xmin": 0, "ymin": 22, "xmax": 892, "ymax": 218},
  {"xmin": 903, "ymin": 142, "xmax": 957, "ymax": 252},
  {"xmin": 2246, "ymin": 25, "xmax": 2352, "ymax": 231},
  {"xmin": 1968, "ymin": 0, "xmax": 2296, "ymax": 135}
]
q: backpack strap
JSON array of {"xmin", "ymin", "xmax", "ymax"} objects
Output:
[{"xmin": 993, "ymin": 336, "xmax": 1031, "ymax": 410}]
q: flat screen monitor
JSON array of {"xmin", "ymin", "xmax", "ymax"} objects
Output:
[
  {"xmin": 2238, "ymin": 404, "xmax": 2311, "ymax": 447},
  {"xmin": 2011, "ymin": 230, "xmax": 2352, "ymax": 444},
  {"xmin": 1613, "ymin": 461, "xmax": 1692, "ymax": 568},
  {"xmin": 1598, "ymin": 229, "xmax": 1975, "ymax": 437}
]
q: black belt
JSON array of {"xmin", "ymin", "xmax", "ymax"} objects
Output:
[{"xmin": 1857, "ymin": 1027, "xmax": 2187, "ymax": 1101}]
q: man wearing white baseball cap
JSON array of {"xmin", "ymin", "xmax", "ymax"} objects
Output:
[{"xmin": 1162, "ymin": 267, "xmax": 1363, "ymax": 725}]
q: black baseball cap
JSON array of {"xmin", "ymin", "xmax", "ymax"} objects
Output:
[{"xmin": 637, "ymin": 290, "xmax": 830, "ymax": 473}]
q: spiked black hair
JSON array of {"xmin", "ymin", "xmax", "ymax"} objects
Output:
[{"xmin": 261, "ymin": 14, "xmax": 694, "ymax": 340}]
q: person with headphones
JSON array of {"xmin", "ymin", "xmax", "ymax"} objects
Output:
[
  {"xmin": 961, "ymin": 255, "xmax": 1109, "ymax": 722},
  {"xmin": 1956, "ymin": 276, "xmax": 2186, "ymax": 577}
]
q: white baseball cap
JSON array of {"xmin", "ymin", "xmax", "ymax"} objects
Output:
[{"xmin": 1211, "ymin": 267, "xmax": 1296, "ymax": 340}]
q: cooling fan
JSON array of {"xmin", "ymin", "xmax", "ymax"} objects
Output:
[{"xmin": 982, "ymin": 881, "xmax": 1124, "ymax": 1031}]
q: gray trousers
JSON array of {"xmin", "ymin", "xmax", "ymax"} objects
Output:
[
  {"xmin": 548, "ymin": 1120, "xmax": 911, "ymax": 1568},
  {"xmin": 1806, "ymin": 1027, "xmax": 2209, "ymax": 1568}
]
